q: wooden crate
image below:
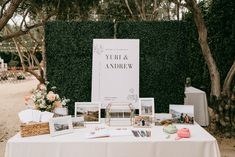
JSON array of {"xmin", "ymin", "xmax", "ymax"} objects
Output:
[{"xmin": 20, "ymin": 122, "xmax": 50, "ymax": 137}]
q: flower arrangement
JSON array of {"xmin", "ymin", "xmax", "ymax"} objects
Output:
[{"xmin": 25, "ymin": 82, "xmax": 70, "ymax": 112}]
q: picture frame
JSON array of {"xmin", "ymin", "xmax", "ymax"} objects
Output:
[
  {"xmin": 139, "ymin": 98, "xmax": 155, "ymax": 117},
  {"xmin": 169, "ymin": 104, "xmax": 194, "ymax": 124},
  {"xmin": 133, "ymin": 115, "xmax": 152, "ymax": 128},
  {"xmin": 75, "ymin": 102, "xmax": 101, "ymax": 123},
  {"xmin": 49, "ymin": 116, "xmax": 73, "ymax": 137},
  {"xmin": 72, "ymin": 116, "xmax": 85, "ymax": 129}
]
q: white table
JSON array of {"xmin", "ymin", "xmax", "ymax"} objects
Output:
[
  {"xmin": 184, "ymin": 86, "xmax": 209, "ymax": 126},
  {"xmin": 5, "ymin": 123, "xmax": 220, "ymax": 157}
]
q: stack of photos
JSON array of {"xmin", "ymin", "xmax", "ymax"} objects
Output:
[
  {"xmin": 134, "ymin": 116, "xmax": 152, "ymax": 128},
  {"xmin": 169, "ymin": 105, "xmax": 194, "ymax": 124},
  {"xmin": 75, "ymin": 102, "xmax": 101, "ymax": 123}
]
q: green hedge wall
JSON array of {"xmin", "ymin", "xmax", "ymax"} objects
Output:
[
  {"xmin": 45, "ymin": 21, "xmax": 114, "ymax": 114},
  {"xmin": 45, "ymin": 21, "xmax": 188, "ymax": 114},
  {"xmin": 117, "ymin": 21, "xmax": 188, "ymax": 113}
]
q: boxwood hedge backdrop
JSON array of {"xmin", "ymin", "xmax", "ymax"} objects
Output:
[{"xmin": 45, "ymin": 21, "xmax": 188, "ymax": 115}]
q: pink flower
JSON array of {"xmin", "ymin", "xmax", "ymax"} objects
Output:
[
  {"xmin": 47, "ymin": 91, "xmax": 56, "ymax": 101},
  {"xmin": 24, "ymin": 95, "xmax": 30, "ymax": 104}
]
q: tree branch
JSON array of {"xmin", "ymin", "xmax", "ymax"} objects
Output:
[
  {"xmin": 141, "ymin": 0, "xmax": 146, "ymax": 20},
  {"xmin": 28, "ymin": 31, "xmax": 41, "ymax": 45},
  {"xmin": 0, "ymin": 0, "xmax": 23, "ymax": 31},
  {"xmin": 134, "ymin": 0, "xmax": 144, "ymax": 20},
  {"xmin": 0, "ymin": 12, "xmax": 56, "ymax": 42},
  {"xmin": 25, "ymin": 67, "xmax": 45, "ymax": 83},
  {"xmin": 0, "ymin": 23, "xmax": 42, "ymax": 41},
  {"xmin": 151, "ymin": 0, "xmax": 158, "ymax": 20},
  {"xmin": 124, "ymin": 0, "xmax": 134, "ymax": 18},
  {"xmin": 0, "ymin": 0, "xmax": 11, "ymax": 18},
  {"xmin": 20, "ymin": 8, "xmax": 29, "ymax": 30}
]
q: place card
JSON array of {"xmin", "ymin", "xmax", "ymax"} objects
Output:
[
  {"xmin": 40, "ymin": 111, "xmax": 54, "ymax": 122},
  {"xmin": 18, "ymin": 109, "xmax": 54, "ymax": 123},
  {"xmin": 18, "ymin": 109, "xmax": 33, "ymax": 123}
]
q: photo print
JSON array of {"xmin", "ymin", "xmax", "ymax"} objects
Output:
[{"xmin": 75, "ymin": 102, "xmax": 101, "ymax": 123}]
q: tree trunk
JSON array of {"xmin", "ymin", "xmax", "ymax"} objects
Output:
[
  {"xmin": 0, "ymin": 0, "xmax": 23, "ymax": 31},
  {"xmin": 185, "ymin": 0, "xmax": 221, "ymax": 97},
  {"xmin": 221, "ymin": 61, "xmax": 235, "ymax": 136},
  {"xmin": 5, "ymin": 26, "xmax": 26, "ymax": 71},
  {"xmin": 184, "ymin": 0, "xmax": 235, "ymax": 136},
  {"xmin": 170, "ymin": 0, "xmax": 235, "ymax": 137},
  {"xmin": 40, "ymin": 27, "xmax": 46, "ymax": 81},
  {"xmin": 5, "ymin": 26, "xmax": 45, "ymax": 84},
  {"xmin": 25, "ymin": 68, "xmax": 45, "ymax": 84}
]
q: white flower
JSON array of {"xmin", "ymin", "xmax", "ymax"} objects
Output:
[
  {"xmin": 31, "ymin": 95, "xmax": 36, "ymax": 101},
  {"xmin": 39, "ymin": 103, "xmax": 46, "ymax": 108},
  {"xmin": 55, "ymin": 94, "xmax": 60, "ymax": 100},
  {"xmin": 36, "ymin": 92, "xmax": 42, "ymax": 99},
  {"xmin": 61, "ymin": 98, "xmax": 70, "ymax": 106}
]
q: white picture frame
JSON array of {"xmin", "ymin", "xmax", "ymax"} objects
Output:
[
  {"xmin": 169, "ymin": 104, "xmax": 194, "ymax": 124},
  {"xmin": 75, "ymin": 102, "xmax": 101, "ymax": 123},
  {"xmin": 139, "ymin": 98, "xmax": 155, "ymax": 117},
  {"xmin": 49, "ymin": 116, "xmax": 73, "ymax": 137}
]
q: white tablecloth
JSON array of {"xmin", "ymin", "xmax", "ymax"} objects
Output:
[
  {"xmin": 5, "ymin": 123, "xmax": 220, "ymax": 157},
  {"xmin": 184, "ymin": 86, "xmax": 209, "ymax": 126}
]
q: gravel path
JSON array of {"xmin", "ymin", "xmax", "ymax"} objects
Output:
[{"xmin": 0, "ymin": 78, "xmax": 39, "ymax": 157}]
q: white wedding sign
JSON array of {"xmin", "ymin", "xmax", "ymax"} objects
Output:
[{"xmin": 92, "ymin": 39, "xmax": 139, "ymax": 108}]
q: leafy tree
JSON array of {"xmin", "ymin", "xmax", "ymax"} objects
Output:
[
  {"xmin": 0, "ymin": 0, "xmax": 100, "ymax": 83},
  {"xmin": 172, "ymin": 0, "xmax": 235, "ymax": 136}
]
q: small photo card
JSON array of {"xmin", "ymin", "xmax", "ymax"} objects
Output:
[
  {"xmin": 169, "ymin": 104, "xmax": 194, "ymax": 124},
  {"xmin": 41, "ymin": 111, "xmax": 54, "ymax": 122},
  {"xmin": 72, "ymin": 116, "xmax": 85, "ymax": 129},
  {"xmin": 139, "ymin": 98, "xmax": 155, "ymax": 117},
  {"xmin": 75, "ymin": 102, "xmax": 101, "ymax": 123},
  {"xmin": 133, "ymin": 116, "xmax": 152, "ymax": 128},
  {"xmin": 18, "ymin": 109, "xmax": 33, "ymax": 123},
  {"xmin": 49, "ymin": 116, "xmax": 73, "ymax": 136}
]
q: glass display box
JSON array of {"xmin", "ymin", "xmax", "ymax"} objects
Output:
[{"xmin": 105, "ymin": 102, "xmax": 135, "ymax": 126}]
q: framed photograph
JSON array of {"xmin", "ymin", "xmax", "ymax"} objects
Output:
[
  {"xmin": 75, "ymin": 102, "xmax": 101, "ymax": 123},
  {"xmin": 133, "ymin": 116, "xmax": 152, "ymax": 128},
  {"xmin": 169, "ymin": 104, "xmax": 194, "ymax": 124},
  {"xmin": 49, "ymin": 116, "xmax": 73, "ymax": 137},
  {"xmin": 72, "ymin": 116, "xmax": 85, "ymax": 129},
  {"xmin": 139, "ymin": 98, "xmax": 154, "ymax": 117}
]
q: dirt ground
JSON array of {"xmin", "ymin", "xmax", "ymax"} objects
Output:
[{"xmin": 0, "ymin": 78, "xmax": 234, "ymax": 157}]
